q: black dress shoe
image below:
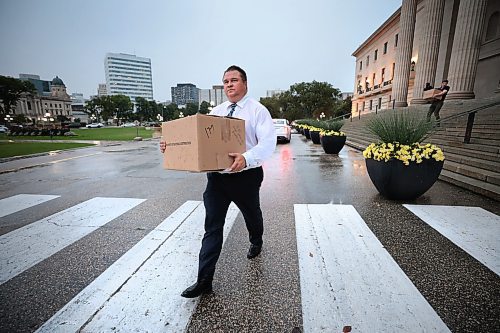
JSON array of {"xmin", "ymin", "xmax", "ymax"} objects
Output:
[
  {"xmin": 180, "ymin": 279, "xmax": 212, "ymax": 298},
  {"xmin": 247, "ymin": 244, "xmax": 262, "ymax": 259}
]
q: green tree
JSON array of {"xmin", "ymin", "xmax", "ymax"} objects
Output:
[
  {"xmin": 260, "ymin": 96, "xmax": 282, "ymax": 118},
  {"xmin": 135, "ymin": 97, "xmax": 150, "ymax": 121},
  {"xmin": 164, "ymin": 103, "xmax": 178, "ymax": 120},
  {"xmin": 199, "ymin": 101, "xmax": 211, "ymax": 114},
  {"xmin": 13, "ymin": 114, "xmax": 28, "ymax": 124},
  {"xmin": 84, "ymin": 98, "xmax": 99, "ymax": 119},
  {"xmin": 332, "ymin": 97, "xmax": 352, "ymax": 118},
  {"xmin": 184, "ymin": 103, "xmax": 199, "ymax": 116},
  {"xmin": 0, "ymin": 76, "xmax": 36, "ymax": 115},
  {"xmin": 112, "ymin": 95, "xmax": 133, "ymax": 124},
  {"xmin": 288, "ymin": 81, "xmax": 341, "ymax": 118}
]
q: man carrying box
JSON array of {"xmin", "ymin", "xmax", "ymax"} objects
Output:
[
  {"xmin": 160, "ymin": 65, "xmax": 276, "ymax": 298},
  {"xmin": 427, "ymin": 80, "xmax": 450, "ymax": 123}
]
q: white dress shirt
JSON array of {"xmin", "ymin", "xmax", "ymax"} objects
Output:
[{"xmin": 209, "ymin": 95, "xmax": 276, "ymax": 170}]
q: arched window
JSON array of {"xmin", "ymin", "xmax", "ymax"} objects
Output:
[{"xmin": 485, "ymin": 11, "xmax": 499, "ymax": 42}]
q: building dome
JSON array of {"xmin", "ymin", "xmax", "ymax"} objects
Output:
[{"xmin": 51, "ymin": 76, "xmax": 65, "ymax": 86}]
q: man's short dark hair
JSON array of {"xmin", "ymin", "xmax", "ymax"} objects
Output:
[
  {"xmin": 442, "ymin": 80, "xmax": 449, "ymax": 84},
  {"xmin": 224, "ymin": 65, "xmax": 247, "ymax": 82}
]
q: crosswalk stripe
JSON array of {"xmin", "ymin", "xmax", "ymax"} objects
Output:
[
  {"xmin": 294, "ymin": 204, "xmax": 450, "ymax": 333},
  {"xmin": 0, "ymin": 194, "xmax": 60, "ymax": 218},
  {"xmin": 0, "ymin": 197, "xmax": 145, "ymax": 285},
  {"xmin": 404, "ymin": 204, "xmax": 500, "ymax": 276},
  {"xmin": 36, "ymin": 201, "xmax": 240, "ymax": 333}
]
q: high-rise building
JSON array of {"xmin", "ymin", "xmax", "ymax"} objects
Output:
[
  {"xmin": 97, "ymin": 83, "xmax": 107, "ymax": 96},
  {"xmin": 266, "ymin": 89, "xmax": 285, "ymax": 97},
  {"xmin": 104, "ymin": 53, "xmax": 153, "ymax": 102},
  {"xmin": 198, "ymin": 85, "xmax": 228, "ymax": 106},
  {"xmin": 171, "ymin": 83, "xmax": 199, "ymax": 106}
]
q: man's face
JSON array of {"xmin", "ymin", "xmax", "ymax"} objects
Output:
[
  {"xmin": 223, "ymin": 70, "xmax": 247, "ymax": 102},
  {"xmin": 441, "ymin": 81, "xmax": 447, "ymax": 87}
]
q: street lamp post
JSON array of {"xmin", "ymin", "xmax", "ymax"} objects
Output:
[
  {"xmin": 90, "ymin": 114, "xmax": 96, "ymax": 124},
  {"xmin": 208, "ymin": 101, "xmax": 215, "ymax": 113},
  {"xmin": 5, "ymin": 114, "xmax": 13, "ymax": 125},
  {"xmin": 179, "ymin": 111, "xmax": 184, "ymax": 118},
  {"xmin": 320, "ymin": 112, "xmax": 325, "ymax": 120}
]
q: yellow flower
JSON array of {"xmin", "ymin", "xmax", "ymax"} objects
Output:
[{"xmin": 363, "ymin": 142, "xmax": 445, "ymax": 165}]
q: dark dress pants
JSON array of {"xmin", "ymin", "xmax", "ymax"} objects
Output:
[
  {"xmin": 197, "ymin": 167, "xmax": 264, "ymax": 281},
  {"xmin": 427, "ymin": 100, "xmax": 444, "ymax": 121}
]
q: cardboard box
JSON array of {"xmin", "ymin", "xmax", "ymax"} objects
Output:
[
  {"xmin": 162, "ymin": 114, "xmax": 245, "ymax": 172},
  {"xmin": 423, "ymin": 88, "xmax": 442, "ymax": 101}
]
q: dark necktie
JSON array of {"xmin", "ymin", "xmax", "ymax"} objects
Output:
[{"xmin": 228, "ymin": 103, "xmax": 237, "ymax": 117}]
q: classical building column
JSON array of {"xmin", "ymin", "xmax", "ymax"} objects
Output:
[
  {"xmin": 411, "ymin": 0, "xmax": 446, "ymax": 104},
  {"xmin": 392, "ymin": 0, "xmax": 418, "ymax": 107},
  {"xmin": 446, "ymin": 0, "xmax": 488, "ymax": 100}
]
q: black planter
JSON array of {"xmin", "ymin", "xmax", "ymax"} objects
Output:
[
  {"xmin": 310, "ymin": 130, "xmax": 321, "ymax": 144},
  {"xmin": 321, "ymin": 135, "xmax": 346, "ymax": 154},
  {"xmin": 365, "ymin": 158, "xmax": 444, "ymax": 200},
  {"xmin": 304, "ymin": 128, "xmax": 311, "ymax": 139}
]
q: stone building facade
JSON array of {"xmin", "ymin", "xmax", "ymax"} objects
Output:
[{"xmin": 351, "ymin": 0, "xmax": 500, "ymax": 115}]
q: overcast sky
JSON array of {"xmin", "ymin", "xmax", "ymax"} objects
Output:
[{"xmin": 0, "ymin": 0, "xmax": 401, "ymax": 102}]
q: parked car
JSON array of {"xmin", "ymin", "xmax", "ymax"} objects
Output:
[
  {"xmin": 0, "ymin": 125, "xmax": 9, "ymax": 133},
  {"xmin": 273, "ymin": 118, "xmax": 292, "ymax": 143},
  {"xmin": 86, "ymin": 123, "xmax": 104, "ymax": 128},
  {"xmin": 120, "ymin": 122, "xmax": 137, "ymax": 127}
]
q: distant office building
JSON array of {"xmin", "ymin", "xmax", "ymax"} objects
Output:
[
  {"xmin": 70, "ymin": 93, "xmax": 88, "ymax": 122},
  {"xmin": 104, "ymin": 53, "xmax": 153, "ymax": 102},
  {"xmin": 171, "ymin": 83, "xmax": 199, "ymax": 106},
  {"xmin": 19, "ymin": 74, "xmax": 50, "ymax": 95},
  {"xmin": 341, "ymin": 92, "xmax": 354, "ymax": 100},
  {"xmin": 19, "ymin": 74, "xmax": 41, "ymax": 80},
  {"xmin": 70, "ymin": 93, "xmax": 85, "ymax": 105},
  {"xmin": 266, "ymin": 89, "xmax": 285, "ymax": 97},
  {"xmin": 98, "ymin": 83, "xmax": 107, "ymax": 96},
  {"xmin": 198, "ymin": 85, "xmax": 228, "ymax": 106}
]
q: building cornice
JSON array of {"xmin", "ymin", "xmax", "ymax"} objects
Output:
[{"xmin": 352, "ymin": 7, "xmax": 401, "ymax": 57}]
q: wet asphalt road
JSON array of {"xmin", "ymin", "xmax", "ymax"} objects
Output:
[{"xmin": 0, "ymin": 134, "xmax": 499, "ymax": 332}]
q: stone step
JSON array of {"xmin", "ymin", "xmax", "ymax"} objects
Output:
[
  {"xmin": 345, "ymin": 140, "xmax": 365, "ymax": 152},
  {"xmin": 443, "ymin": 151, "xmax": 500, "ymax": 173},
  {"xmin": 430, "ymin": 133, "xmax": 500, "ymax": 147},
  {"xmin": 343, "ymin": 131, "xmax": 375, "ymax": 142},
  {"xmin": 437, "ymin": 144, "xmax": 500, "ymax": 163},
  {"xmin": 444, "ymin": 127, "xmax": 500, "ymax": 136},
  {"xmin": 431, "ymin": 139, "xmax": 500, "ymax": 154},
  {"xmin": 443, "ymin": 160, "xmax": 500, "ymax": 186},
  {"xmin": 439, "ymin": 170, "xmax": 500, "ymax": 201},
  {"xmin": 345, "ymin": 136, "xmax": 371, "ymax": 150}
]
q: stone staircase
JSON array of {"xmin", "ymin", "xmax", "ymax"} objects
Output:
[{"xmin": 342, "ymin": 95, "xmax": 500, "ymax": 201}]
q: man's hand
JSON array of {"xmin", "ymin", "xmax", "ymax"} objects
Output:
[
  {"xmin": 159, "ymin": 141, "xmax": 166, "ymax": 153},
  {"xmin": 228, "ymin": 153, "xmax": 246, "ymax": 172}
]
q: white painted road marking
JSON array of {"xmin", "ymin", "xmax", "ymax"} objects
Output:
[
  {"xmin": 0, "ymin": 197, "xmax": 145, "ymax": 285},
  {"xmin": 36, "ymin": 201, "xmax": 240, "ymax": 333},
  {"xmin": 0, "ymin": 194, "xmax": 60, "ymax": 218},
  {"xmin": 404, "ymin": 204, "xmax": 500, "ymax": 276},
  {"xmin": 295, "ymin": 204, "xmax": 450, "ymax": 333}
]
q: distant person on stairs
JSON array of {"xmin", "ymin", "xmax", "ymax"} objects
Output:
[{"xmin": 427, "ymin": 80, "xmax": 450, "ymax": 124}]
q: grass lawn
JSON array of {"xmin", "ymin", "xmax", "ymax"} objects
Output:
[
  {"xmin": 0, "ymin": 141, "xmax": 95, "ymax": 158},
  {"xmin": 0, "ymin": 127, "xmax": 159, "ymax": 158},
  {"xmin": 2, "ymin": 127, "xmax": 157, "ymax": 141}
]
